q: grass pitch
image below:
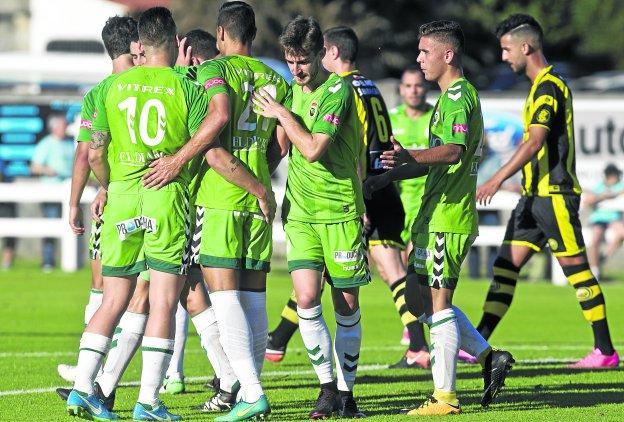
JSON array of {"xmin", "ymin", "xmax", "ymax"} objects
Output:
[{"xmin": 0, "ymin": 260, "xmax": 623, "ymax": 421}]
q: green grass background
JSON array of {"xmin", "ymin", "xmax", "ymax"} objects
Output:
[{"xmin": 0, "ymin": 260, "xmax": 623, "ymax": 421}]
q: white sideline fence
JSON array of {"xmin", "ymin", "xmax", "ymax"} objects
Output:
[{"xmin": 0, "ymin": 182, "xmax": 623, "ymax": 284}]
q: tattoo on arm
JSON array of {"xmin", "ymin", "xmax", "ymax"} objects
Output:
[
  {"xmin": 229, "ymin": 157, "xmax": 240, "ymax": 173},
  {"xmin": 90, "ymin": 131, "xmax": 109, "ymax": 150}
]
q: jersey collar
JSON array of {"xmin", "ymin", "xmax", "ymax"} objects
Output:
[
  {"xmin": 532, "ymin": 65, "xmax": 553, "ymax": 87},
  {"xmin": 339, "ymin": 69, "xmax": 360, "ymax": 77}
]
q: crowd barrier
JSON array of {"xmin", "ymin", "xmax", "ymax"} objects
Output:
[{"xmin": 1, "ymin": 183, "xmax": 622, "ymax": 284}]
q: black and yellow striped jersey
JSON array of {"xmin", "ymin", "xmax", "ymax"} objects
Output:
[
  {"xmin": 521, "ymin": 65, "xmax": 582, "ymax": 196},
  {"xmin": 340, "ymin": 70, "xmax": 393, "ymax": 175}
]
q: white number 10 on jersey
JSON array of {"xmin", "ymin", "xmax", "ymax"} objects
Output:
[{"xmin": 118, "ymin": 97, "xmax": 166, "ymax": 146}]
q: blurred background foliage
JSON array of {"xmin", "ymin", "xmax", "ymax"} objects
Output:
[{"xmin": 171, "ymin": 0, "xmax": 624, "ymax": 87}]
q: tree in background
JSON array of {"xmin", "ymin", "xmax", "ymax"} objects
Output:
[{"xmin": 171, "ymin": 0, "xmax": 624, "ymax": 87}]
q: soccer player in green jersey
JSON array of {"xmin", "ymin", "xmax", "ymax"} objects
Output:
[
  {"xmin": 264, "ymin": 26, "xmax": 431, "ymax": 372},
  {"xmin": 57, "ymin": 16, "xmax": 139, "ymax": 386},
  {"xmin": 368, "ymin": 21, "xmax": 514, "ymax": 415},
  {"xmin": 65, "ymin": 8, "xmax": 260, "ymax": 421},
  {"xmin": 388, "ymin": 65, "xmax": 435, "ymax": 366},
  {"xmin": 254, "ymin": 16, "xmax": 369, "ymax": 419},
  {"xmin": 390, "ymin": 66, "xmax": 433, "ymax": 261},
  {"xmin": 145, "ymin": 3, "xmax": 285, "ymax": 420},
  {"xmin": 475, "ymin": 14, "xmax": 618, "ymax": 368}
]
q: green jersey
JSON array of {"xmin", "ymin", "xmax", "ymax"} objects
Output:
[
  {"xmin": 412, "ymin": 78, "xmax": 483, "ymax": 235},
  {"xmin": 77, "ymin": 86, "xmax": 99, "ymax": 142},
  {"xmin": 194, "ymin": 55, "xmax": 291, "ymax": 212},
  {"xmin": 283, "ymin": 72, "xmax": 365, "ymax": 224},
  {"xmin": 92, "ymin": 66, "xmax": 208, "ymax": 184},
  {"xmin": 390, "ymin": 103, "xmax": 433, "ymax": 198}
]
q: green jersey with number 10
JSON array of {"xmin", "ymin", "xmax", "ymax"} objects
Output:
[
  {"xmin": 194, "ymin": 55, "xmax": 291, "ymax": 212},
  {"xmin": 92, "ymin": 66, "xmax": 208, "ymax": 185}
]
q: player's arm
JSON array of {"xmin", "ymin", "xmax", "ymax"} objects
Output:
[
  {"xmin": 87, "ymin": 130, "xmax": 111, "ymax": 190},
  {"xmin": 68, "ymin": 142, "xmax": 90, "ymax": 234},
  {"xmin": 267, "ymin": 126, "xmax": 289, "ymax": 175},
  {"xmin": 253, "ymin": 89, "xmax": 332, "ymax": 162},
  {"xmin": 143, "ymin": 92, "xmax": 229, "ymax": 188},
  {"xmin": 476, "ymin": 127, "xmax": 545, "ymax": 206},
  {"xmin": 363, "ymin": 162, "xmax": 429, "ymax": 199},
  {"xmin": 69, "ymin": 95, "xmax": 97, "ymax": 235}
]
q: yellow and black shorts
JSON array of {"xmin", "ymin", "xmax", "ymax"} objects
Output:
[
  {"xmin": 363, "ymin": 182, "xmax": 405, "ymax": 250},
  {"xmin": 503, "ymin": 194, "xmax": 585, "ymax": 257}
]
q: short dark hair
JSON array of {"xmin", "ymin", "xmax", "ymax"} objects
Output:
[
  {"xmin": 324, "ymin": 26, "xmax": 358, "ymax": 63},
  {"xmin": 419, "ymin": 20, "xmax": 464, "ymax": 53},
  {"xmin": 604, "ymin": 164, "xmax": 622, "ymax": 178},
  {"xmin": 401, "ymin": 64, "xmax": 424, "ymax": 79},
  {"xmin": 217, "ymin": 1, "xmax": 256, "ymax": 45},
  {"xmin": 138, "ymin": 7, "xmax": 177, "ymax": 48},
  {"xmin": 280, "ymin": 16, "xmax": 324, "ymax": 57},
  {"xmin": 495, "ymin": 14, "xmax": 543, "ymax": 48},
  {"xmin": 184, "ymin": 29, "xmax": 218, "ymax": 60},
  {"xmin": 101, "ymin": 16, "xmax": 138, "ymax": 60}
]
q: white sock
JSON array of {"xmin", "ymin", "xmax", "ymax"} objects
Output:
[
  {"xmin": 191, "ymin": 306, "xmax": 238, "ymax": 392},
  {"xmin": 73, "ymin": 332, "xmax": 110, "ymax": 395},
  {"xmin": 166, "ymin": 303, "xmax": 188, "ymax": 379},
  {"xmin": 429, "ymin": 308, "xmax": 459, "ymax": 394},
  {"xmin": 452, "ymin": 306, "xmax": 490, "ymax": 359},
  {"xmin": 138, "ymin": 336, "xmax": 174, "ymax": 407},
  {"xmin": 96, "ymin": 312, "xmax": 147, "ymax": 396},
  {"xmin": 84, "ymin": 289, "xmax": 103, "ymax": 325},
  {"xmin": 240, "ymin": 290, "xmax": 268, "ymax": 375},
  {"xmin": 210, "ymin": 290, "xmax": 263, "ymax": 402},
  {"xmin": 297, "ymin": 305, "xmax": 334, "ymax": 385},
  {"xmin": 334, "ymin": 309, "xmax": 362, "ymax": 392}
]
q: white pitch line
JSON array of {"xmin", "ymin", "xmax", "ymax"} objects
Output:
[
  {"xmin": 0, "ymin": 359, "xmax": 581, "ymax": 397},
  {"xmin": 0, "ymin": 344, "xmax": 598, "ymax": 359}
]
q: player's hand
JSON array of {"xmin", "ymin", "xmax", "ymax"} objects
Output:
[
  {"xmin": 380, "ymin": 137, "xmax": 415, "ymax": 169},
  {"xmin": 476, "ymin": 177, "xmax": 503, "ymax": 206},
  {"xmin": 69, "ymin": 205, "xmax": 85, "ymax": 235},
  {"xmin": 252, "ymin": 88, "xmax": 284, "ymax": 119},
  {"xmin": 91, "ymin": 188, "xmax": 107, "ymax": 223},
  {"xmin": 363, "ymin": 174, "xmax": 390, "ymax": 199},
  {"xmin": 176, "ymin": 36, "xmax": 192, "ymax": 66},
  {"xmin": 257, "ymin": 188, "xmax": 276, "ymax": 224},
  {"xmin": 142, "ymin": 156, "xmax": 182, "ymax": 189},
  {"xmin": 362, "ymin": 213, "xmax": 371, "ymax": 232}
]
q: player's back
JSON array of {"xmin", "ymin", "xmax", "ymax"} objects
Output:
[
  {"xmin": 95, "ymin": 66, "xmax": 207, "ymax": 184},
  {"xmin": 196, "ymin": 55, "xmax": 290, "ymax": 212},
  {"xmin": 341, "ymin": 71, "xmax": 392, "ymax": 176}
]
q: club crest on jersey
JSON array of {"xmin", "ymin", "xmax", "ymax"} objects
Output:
[
  {"xmin": 432, "ymin": 111, "xmax": 440, "ymax": 126},
  {"xmin": 537, "ymin": 109, "xmax": 550, "ymax": 124},
  {"xmin": 309, "ymin": 101, "xmax": 318, "ymax": 118}
]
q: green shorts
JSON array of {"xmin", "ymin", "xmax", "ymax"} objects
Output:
[
  {"xmin": 285, "ymin": 218, "xmax": 371, "ymax": 289},
  {"xmin": 408, "ymin": 231, "xmax": 476, "ymax": 290},
  {"xmin": 100, "ymin": 180, "xmax": 192, "ymax": 277},
  {"xmin": 89, "ymin": 220, "xmax": 102, "ymax": 260},
  {"xmin": 197, "ymin": 207, "xmax": 272, "ymax": 272}
]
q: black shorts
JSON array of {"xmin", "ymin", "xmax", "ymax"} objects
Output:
[
  {"xmin": 503, "ymin": 194, "xmax": 585, "ymax": 257},
  {"xmin": 363, "ymin": 182, "xmax": 405, "ymax": 249}
]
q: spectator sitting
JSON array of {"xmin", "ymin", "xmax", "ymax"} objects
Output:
[
  {"xmin": 584, "ymin": 163, "xmax": 624, "ymax": 279},
  {"xmin": 30, "ymin": 115, "xmax": 75, "ymax": 271}
]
